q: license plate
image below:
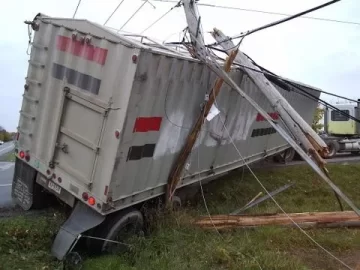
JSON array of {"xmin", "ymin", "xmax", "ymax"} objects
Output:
[{"xmin": 48, "ymin": 181, "xmax": 61, "ymax": 194}]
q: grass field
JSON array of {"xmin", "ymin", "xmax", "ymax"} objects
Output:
[
  {"xmin": 0, "ymin": 150, "xmax": 15, "ymax": 162},
  {"xmin": 0, "ymin": 164, "xmax": 360, "ymax": 270}
]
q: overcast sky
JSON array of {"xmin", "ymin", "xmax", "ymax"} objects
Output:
[{"xmin": 0, "ymin": 0, "xmax": 359, "ymax": 131}]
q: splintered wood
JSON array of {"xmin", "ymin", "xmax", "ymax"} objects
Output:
[
  {"xmin": 195, "ymin": 211, "xmax": 360, "ymax": 230},
  {"xmin": 166, "ymin": 50, "xmax": 239, "ymax": 204}
]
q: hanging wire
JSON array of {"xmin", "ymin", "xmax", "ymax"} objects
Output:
[
  {"xmin": 140, "ymin": 1, "xmax": 182, "ymax": 34},
  {"xmin": 104, "ymin": 0, "xmax": 127, "ymax": 25},
  {"xmin": 208, "ymin": 0, "xmax": 342, "ymax": 46},
  {"xmin": 117, "ymin": 0, "xmax": 150, "ymax": 32},
  {"xmin": 211, "ymin": 98, "xmax": 354, "ymax": 270},
  {"xmin": 151, "ymin": 0, "xmax": 359, "ymax": 26},
  {"xmin": 194, "ymin": 103, "xmax": 264, "ymax": 269},
  {"xmin": 73, "ymin": 0, "xmax": 82, "ymax": 18}
]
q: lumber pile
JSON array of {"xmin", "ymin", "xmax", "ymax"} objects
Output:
[{"xmin": 195, "ymin": 211, "xmax": 360, "ymax": 230}]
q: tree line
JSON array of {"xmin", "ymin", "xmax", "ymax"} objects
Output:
[{"xmin": 0, "ymin": 126, "xmax": 15, "ymax": 142}]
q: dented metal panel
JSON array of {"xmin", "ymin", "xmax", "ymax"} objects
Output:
[{"xmin": 108, "ymin": 51, "xmax": 320, "ymax": 207}]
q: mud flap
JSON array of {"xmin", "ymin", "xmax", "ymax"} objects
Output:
[
  {"xmin": 11, "ymin": 159, "xmax": 37, "ymax": 210},
  {"xmin": 51, "ymin": 201, "xmax": 105, "ymax": 260}
]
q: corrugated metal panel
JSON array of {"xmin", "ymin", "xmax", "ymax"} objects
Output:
[
  {"xmin": 109, "ymin": 51, "xmax": 320, "ymax": 203},
  {"xmin": 17, "ymin": 17, "xmax": 140, "ymax": 202}
]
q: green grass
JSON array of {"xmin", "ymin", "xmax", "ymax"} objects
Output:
[
  {"xmin": 0, "ymin": 150, "xmax": 15, "ymax": 162},
  {"xmin": 1, "ymin": 164, "xmax": 360, "ymax": 269}
]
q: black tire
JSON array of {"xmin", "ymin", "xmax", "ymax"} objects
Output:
[
  {"xmin": 171, "ymin": 195, "xmax": 182, "ymax": 211},
  {"xmin": 273, "ymin": 148, "xmax": 295, "ymax": 163},
  {"xmin": 326, "ymin": 140, "xmax": 339, "ymax": 159},
  {"xmin": 351, "ymin": 151, "xmax": 360, "ymax": 155},
  {"xmin": 88, "ymin": 207, "xmax": 144, "ymax": 254}
]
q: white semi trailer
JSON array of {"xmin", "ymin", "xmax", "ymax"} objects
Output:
[{"xmin": 12, "ymin": 14, "xmax": 320, "ymax": 259}]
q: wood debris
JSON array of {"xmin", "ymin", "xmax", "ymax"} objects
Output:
[{"xmin": 195, "ymin": 211, "xmax": 360, "ymax": 230}]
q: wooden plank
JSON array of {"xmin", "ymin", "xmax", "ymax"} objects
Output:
[{"xmin": 195, "ymin": 211, "xmax": 360, "ymax": 229}]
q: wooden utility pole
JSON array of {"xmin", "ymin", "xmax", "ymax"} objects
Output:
[
  {"xmin": 179, "ymin": 0, "xmax": 360, "ymax": 216},
  {"xmin": 166, "ymin": 49, "xmax": 238, "ymax": 204}
]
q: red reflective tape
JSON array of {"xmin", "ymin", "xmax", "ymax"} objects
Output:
[
  {"xmin": 256, "ymin": 113, "xmax": 265, "ymax": 122},
  {"xmin": 56, "ymin": 36, "xmax": 108, "ymax": 65},
  {"xmin": 256, "ymin": 112, "xmax": 279, "ymax": 122},
  {"xmin": 133, "ymin": 117, "xmax": 163, "ymax": 133}
]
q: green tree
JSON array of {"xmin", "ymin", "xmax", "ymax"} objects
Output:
[
  {"xmin": 0, "ymin": 127, "xmax": 12, "ymax": 142},
  {"xmin": 312, "ymin": 105, "xmax": 324, "ymax": 133}
]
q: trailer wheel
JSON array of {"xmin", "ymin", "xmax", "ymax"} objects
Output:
[
  {"xmin": 171, "ymin": 195, "xmax": 182, "ymax": 211},
  {"xmin": 326, "ymin": 140, "xmax": 339, "ymax": 159},
  {"xmin": 88, "ymin": 207, "xmax": 144, "ymax": 254},
  {"xmin": 273, "ymin": 148, "xmax": 295, "ymax": 163}
]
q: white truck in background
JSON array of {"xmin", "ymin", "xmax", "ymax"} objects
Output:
[
  {"xmin": 274, "ymin": 99, "xmax": 360, "ymax": 162},
  {"xmin": 320, "ymin": 100, "xmax": 360, "ymax": 158}
]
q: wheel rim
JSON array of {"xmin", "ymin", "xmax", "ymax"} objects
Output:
[
  {"xmin": 102, "ymin": 219, "xmax": 143, "ymax": 254},
  {"xmin": 328, "ymin": 144, "xmax": 336, "ymax": 156}
]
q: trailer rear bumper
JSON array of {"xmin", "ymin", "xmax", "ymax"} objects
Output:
[
  {"xmin": 11, "ymin": 158, "xmax": 38, "ymax": 210},
  {"xmin": 51, "ymin": 201, "xmax": 105, "ymax": 260}
]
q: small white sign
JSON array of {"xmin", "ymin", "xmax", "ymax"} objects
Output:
[
  {"xmin": 206, "ymin": 104, "xmax": 220, "ymax": 121},
  {"xmin": 48, "ymin": 181, "xmax": 61, "ymax": 194}
]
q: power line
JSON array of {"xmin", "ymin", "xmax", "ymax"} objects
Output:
[
  {"xmin": 151, "ymin": 0, "xmax": 360, "ymax": 26},
  {"xmin": 140, "ymin": 1, "xmax": 182, "ymax": 34},
  {"xmin": 73, "ymin": 0, "xmax": 82, "ymax": 18},
  {"xmin": 239, "ymin": 53, "xmax": 360, "ymax": 124},
  {"xmin": 104, "ymin": 0, "xmax": 127, "ymax": 25},
  {"xmin": 118, "ymin": 0, "xmax": 150, "ymax": 32},
  {"xmin": 210, "ymin": 0, "xmax": 341, "ymax": 46},
  {"xmin": 203, "ymin": 45, "xmax": 360, "ymax": 124}
]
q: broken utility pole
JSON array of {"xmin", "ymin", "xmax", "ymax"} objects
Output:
[
  {"xmin": 166, "ymin": 49, "xmax": 239, "ymax": 204},
  {"xmin": 179, "ymin": 0, "xmax": 360, "ymax": 216}
]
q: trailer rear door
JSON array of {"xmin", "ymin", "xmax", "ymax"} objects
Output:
[{"xmin": 52, "ymin": 88, "xmax": 108, "ymax": 187}]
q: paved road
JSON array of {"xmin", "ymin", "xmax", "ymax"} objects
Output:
[
  {"xmin": 0, "ymin": 162, "xmax": 15, "ymax": 208},
  {"xmin": 0, "ymin": 141, "xmax": 15, "ymax": 157},
  {"xmin": 258, "ymin": 153, "xmax": 360, "ymax": 168}
]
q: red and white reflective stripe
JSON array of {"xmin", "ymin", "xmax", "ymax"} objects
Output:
[
  {"xmin": 256, "ymin": 112, "xmax": 279, "ymax": 122},
  {"xmin": 56, "ymin": 35, "xmax": 108, "ymax": 65},
  {"xmin": 126, "ymin": 116, "xmax": 163, "ymax": 161},
  {"xmin": 133, "ymin": 117, "xmax": 163, "ymax": 133}
]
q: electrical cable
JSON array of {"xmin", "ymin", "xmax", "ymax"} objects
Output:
[
  {"xmin": 118, "ymin": 0, "xmax": 150, "ymax": 32},
  {"xmin": 205, "ymin": 47, "xmax": 360, "ymax": 124},
  {"xmin": 242, "ymin": 56, "xmax": 360, "ymax": 124},
  {"xmin": 213, "ymin": 98, "xmax": 354, "ymax": 270},
  {"xmin": 104, "ymin": 0, "xmax": 127, "ymax": 25},
  {"xmin": 195, "ymin": 106, "xmax": 263, "ymax": 270},
  {"xmin": 73, "ymin": 0, "xmax": 82, "ymax": 18},
  {"xmin": 209, "ymin": 0, "xmax": 341, "ymax": 47},
  {"xmin": 140, "ymin": 1, "xmax": 182, "ymax": 34},
  {"xmin": 151, "ymin": 0, "xmax": 360, "ymax": 26}
]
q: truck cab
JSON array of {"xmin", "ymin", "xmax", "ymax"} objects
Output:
[
  {"xmin": 325, "ymin": 104, "xmax": 360, "ymax": 136},
  {"xmin": 322, "ymin": 101, "xmax": 360, "ymax": 158}
]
